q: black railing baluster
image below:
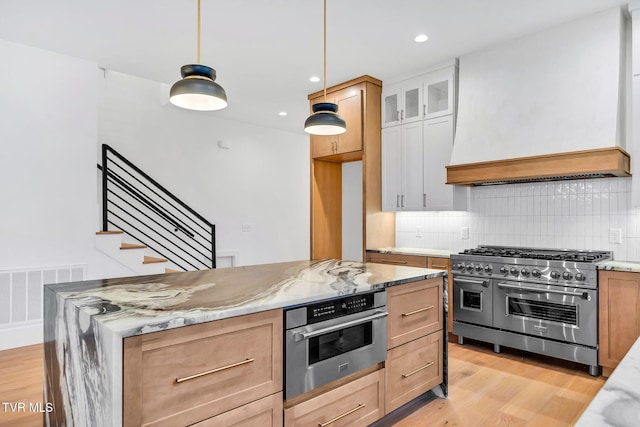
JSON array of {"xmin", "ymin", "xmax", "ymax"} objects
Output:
[{"xmin": 98, "ymin": 144, "xmax": 215, "ymax": 272}]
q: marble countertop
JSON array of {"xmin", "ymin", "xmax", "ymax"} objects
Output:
[
  {"xmin": 367, "ymin": 247, "xmax": 455, "ymax": 258},
  {"xmin": 597, "ymin": 260, "xmax": 640, "ymax": 273},
  {"xmin": 45, "ymin": 258, "xmax": 445, "ymax": 339},
  {"xmin": 575, "ymin": 336, "xmax": 640, "ymax": 426}
]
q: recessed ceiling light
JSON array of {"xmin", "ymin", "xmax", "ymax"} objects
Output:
[
  {"xmin": 309, "ymin": 76, "xmax": 320, "ymax": 82},
  {"xmin": 414, "ymin": 34, "xmax": 429, "ymax": 43},
  {"xmin": 279, "ymin": 111, "xmax": 288, "ymax": 116}
]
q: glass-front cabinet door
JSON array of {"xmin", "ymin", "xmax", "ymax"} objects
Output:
[
  {"xmin": 400, "ymin": 80, "xmax": 422, "ymax": 124},
  {"xmin": 423, "ymin": 67, "xmax": 455, "ymax": 119},
  {"xmin": 383, "ymin": 86, "xmax": 401, "ymax": 127}
]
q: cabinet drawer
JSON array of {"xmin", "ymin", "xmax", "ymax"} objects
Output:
[
  {"xmin": 387, "ymin": 278, "xmax": 443, "ymax": 349},
  {"xmin": 385, "ymin": 332, "xmax": 443, "ymax": 413},
  {"xmin": 284, "ymin": 369, "xmax": 384, "ymax": 427},
  {"xmin": 427, "ymin": 257, "xmax": 450, "ymax": 271},
  {"xmin": 366, "ymin": 252, "xmax": 428, "ymax": 268},
  {"xmin": 193, "ymin": 392, "xmax": 283, "ymax": 427},
  {"xmin": 123, "ymin": 309, "xmax": 283, "ymax": 427}
]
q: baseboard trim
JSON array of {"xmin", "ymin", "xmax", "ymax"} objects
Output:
[{"xmin": 0, "ymin": 322, "xmax": 42, "ymax": 351}]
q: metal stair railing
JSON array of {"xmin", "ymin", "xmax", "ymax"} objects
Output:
[{"xmin": 97, "ymin": 144, "xmax": 215, "ymax": 271}]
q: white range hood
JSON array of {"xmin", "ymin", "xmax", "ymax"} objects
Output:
[{"xmin": 447, "ymin": 7, "xmax": 631, "ymax": 185}]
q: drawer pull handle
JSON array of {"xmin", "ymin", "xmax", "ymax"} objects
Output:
[
  {"xmin": 380, "ymin": 259, "xmax": 408, "ymax": 265},
  {"xmin": 402, "ymin": 361, "xmax": 435, "ymax": 378},
  {"xmin": 175, "ymin": 358, "xmax": 255, "ymax": 383},
  {"xmin": 431, "ymin": 264, "xmax": 448, "ymax": 269},
  {"xmin": 402, "ymin": 305, "xmax": 434, "ymax": 317},
  {"xmin": 319, "ymin": 403, "xmax": 366, "ymax": 427}
]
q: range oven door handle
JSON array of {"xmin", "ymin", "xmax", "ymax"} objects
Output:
[
  {"xmin": 295, "ymin": 311, "xmax": 388, "ymax": 341},
  {"xmin": 454, "ymin": 277, "xmax": 489, "ymax": 287},
  {"xmin": 497, "ymin": 283, "xmax": 590, "ymax": 300}
]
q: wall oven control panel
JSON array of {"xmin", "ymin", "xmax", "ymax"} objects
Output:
[{"xmin": 307, "ymin": 292, "xmax": 379, "ymax": 324}]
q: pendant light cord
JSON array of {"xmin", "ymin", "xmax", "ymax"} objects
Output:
[
  {"xmin": 323, "ymin": 0, "xmax": 327, "ymax": 102},
  {"xmin": 197, "ymin": 0, "xmax": 201, "ymax": 64}
]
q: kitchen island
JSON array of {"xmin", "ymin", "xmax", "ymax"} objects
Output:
[{"xmin": 44, "ymin": 259, "xmax": 447, "ymax": 426}]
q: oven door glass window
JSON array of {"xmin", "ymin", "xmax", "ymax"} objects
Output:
[
  {"xmin": 308, "ymin": 322, "xmax": 373, "ymax": 365},
  {"xmin": 461, "ymin": 289, "xmax": 482, "ymax": 311},
  {"xmin": 508, "ymin": 297, "xmax": 578, "ymax": 326}
]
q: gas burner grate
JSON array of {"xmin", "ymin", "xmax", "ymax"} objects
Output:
[{"xmin": 459, "ymin": 246, "xmax": 611, "ymax": 263}]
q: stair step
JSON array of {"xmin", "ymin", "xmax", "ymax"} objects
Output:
[
  {"xmin": 120, "ymin": 243, "xmax": 147, "ymax": 250},
  {"xmin": 96, "ymin": 230, "xmax": 123, "ymax": 235},
  {"xmin": 164, "ymin": 268, "xmax": 180, "ymax": 274},
  {"xmin": 143, "ymin": 256, "xmax": 167, "ymax": 264}
]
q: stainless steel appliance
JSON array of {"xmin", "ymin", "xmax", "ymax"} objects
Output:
[
  {"xmin": 451, "ymin": 245, "xmax": 611, "ymax": 376},
  {"xmin": 284, "ymin": 290, "xmax": 387, "ymax": 399}
]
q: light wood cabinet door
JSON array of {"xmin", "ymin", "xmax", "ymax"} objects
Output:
[
  {"xmin": 599, "ymin": 271, "xmax": 640, "ymax": 376},
  {"xmin": 192, "ymin": 393, "xmax": 283, "ymax": 427},
  {"xmin": 385, "ymin": 331, "xmax": 443, "ymax": 413},
  {"xmin": 366, "ymin": 252, "xmax": 428, "ymax": 268},
  {"xmin": 310, "ymin": 88, "xmax": 363, "ymax": 159},
  {"xmin": 123, "ymin": 309, "xmax": 283, "ymax": 427},
  {"xmin": 284, "ymin": 369, "xmax": 384, "ymax": 427},
  {"xmin": 387, "ymin": 278, "xmax": 443, "ymax": 349}
]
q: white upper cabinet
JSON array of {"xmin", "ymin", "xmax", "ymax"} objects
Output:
[
  {"xmin": 382, "ymin": 78, "xmax": 423, "ymax": 128},
  {"xmin": 422, "ymin": 116, "xmax": 467, "ymax": 211},
  {"xmin": 382, "ymin": 65, "xmax": 456, "ymax": 128},
  {"xmin": 423, "ymin": 67, "xmax": 455, "ymax": 119},
  {"xmin": 381, "ymin": 60, "xmax": 466, "ymax": 212}
]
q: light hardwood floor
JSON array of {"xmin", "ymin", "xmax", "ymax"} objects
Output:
[{"xmin": 0, "ymin": 340, "xmax": 604, "ymax": 426}]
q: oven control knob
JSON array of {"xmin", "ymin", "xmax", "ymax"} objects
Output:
[
  {"xmin": 562, "ymin": 271, "xmax": 573, "ymax": 280},
  {"xmin": 484, "ymin": 265, "xmax": 493, "ymax": 273},
  {"xmin": 466, "ymin": 264, "xmax": 474, "ymax": 272},
  {"xmin": 550, "ymin": 271, "xmax": 561, "ymax": 279},
  {"xmin": 499, "ymin": 266, "xmax": 508, "ymax": 275},
  {"xmin": 520, "ymin": 268, "xmax": 530, "ymax": 277},
  {"xmin": 510, "ymin": 267, "xmax": 519, "ymax": 276},
  {"xmin": 457, "ymin": 263, "xmax": 465, "ymax": 271},
  {"xmin": 475, "ymin": 264, "xmax": 483, "ymax": 272},
  {"xmin": 575, "ymin": 272, "xmax": 586, "ymax": 281},
  {"xmin": 532, "ymin": 269, "xmax": 542, "ymax": 278}
]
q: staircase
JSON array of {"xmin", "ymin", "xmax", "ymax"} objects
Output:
[
  {"xmin": 95, "ymin": 231, "xmax": 181, "ymax": 275},
  {"xmin": 96, "ymin": 144, "xmax": 215, "ymax": 275}
]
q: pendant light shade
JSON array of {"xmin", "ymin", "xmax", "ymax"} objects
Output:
[
  {"xmin": 170, "ymin": 0, "xmax": 227, "ymax": 111},
  {"xmin": 170, "ymin": 65, "xmax": 227, "ymax": 111},
  {"xmin": 304, "ymin": 0, "xmax": 346, "ymax": 135},
  {"xmin": 304, "ymin": 102, "xmax": 346, "ymax": 135}
]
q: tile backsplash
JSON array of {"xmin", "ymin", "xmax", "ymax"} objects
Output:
[{"xmin": 396, "ymin": 177, "xmax": 640, "ymax": 261}]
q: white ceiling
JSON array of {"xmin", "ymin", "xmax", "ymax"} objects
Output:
[{"xmin": 0, "ymin": 0, "xmax": 630, "ymax": 134}]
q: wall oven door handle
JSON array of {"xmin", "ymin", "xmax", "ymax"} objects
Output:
[
  {"xmin": 497, "ymin": 283, "xmax": 590, "ymax": 300},
  {"xmin": 454, "ymin": 277, "xmax": 489, "ymax": 287},
  {"xmin": 295, "ymin": 311, "xmax": 388, "ymax": 341}
]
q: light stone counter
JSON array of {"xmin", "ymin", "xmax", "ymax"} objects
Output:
[
  {"xmin": 575, "ymin": 336, "xmax": 640, "ymax": 427},
  {"xmin": 368, "ymin": 247, "xmax": 456, "ymax": 258},
  {"xmin": 597, "ymin": 260, "xmax": 640, "ymax": 273},
  {"xmin": 43, "ymin": 259, "xmax": 446, "ymax": 426}
]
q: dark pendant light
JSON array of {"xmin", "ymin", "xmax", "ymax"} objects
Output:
[
  {"xmin": 170, "ymin": 0, "xmax": 227, "ymax": 111},
  {"xmin": 304, "ymin": 0, "xmax": 346, "ymax": 135}
]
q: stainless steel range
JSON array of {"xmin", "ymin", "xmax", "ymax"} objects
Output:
[{"xmin": 451, "ymin": 245, "xmax": 611, "ymax": 376}]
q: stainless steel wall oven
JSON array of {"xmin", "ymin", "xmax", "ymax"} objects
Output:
[
  {"xmin": 283, "ymin": 290, "xmax": 387, "ymax": 399},
  {"xmin": 451, "ymin": 245, "xmax": 610, "ymax": 376}
]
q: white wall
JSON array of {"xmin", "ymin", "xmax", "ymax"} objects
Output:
[
  {"xmin": 342, "ymin": 161, "xmax": 363, "ymax": 262},
  {"xmin": 0, "ymin": 39, "xmax": 131, "ymax": 279},
  {"xmin": 98, "ymin": 70, "xmax": 309, "ymax": 266},
  {"xmin": 396, "ymin": 177, "xmax": 640, "ymax": 262}
]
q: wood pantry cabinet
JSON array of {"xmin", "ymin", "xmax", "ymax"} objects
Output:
[
  {"xmin": 309, "ymin": 75, "xmax": 395, "ymax": 260},
  {"xmin": 598, "ymin": 270, "xmax": 640, "ymax": 377},
  {"xmin": 385, "ymin": 278, "xmax": 444, "ymax": 413},
  {"xmin": 122, "ymin": 309, "xmax": 282, "ymax": 427},
  {"xmin": 310, "ymin": 88, "xmax": 362, "ymax": 159}
]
